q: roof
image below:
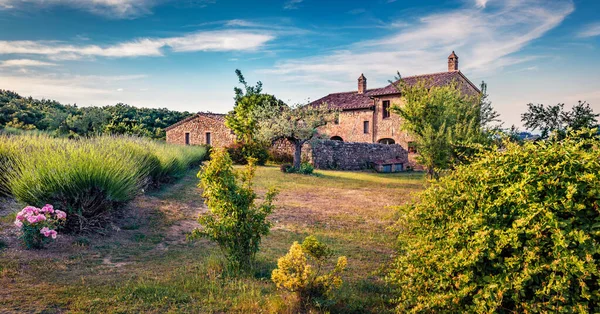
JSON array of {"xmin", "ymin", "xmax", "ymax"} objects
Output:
[
  {"xmin": 309, "ymin": 70, "xmax": 481, "ymax": 111},
  {"xmin": 308, "ymin": 88, "xmax": 379, "ymax": 110},
  {"xmin": 370, "ymin": 70, "xmax": 480, "ymax": 96},
  {"xmin": 164, "ymin": 112, "xmax": 226, "ymax": 131}
]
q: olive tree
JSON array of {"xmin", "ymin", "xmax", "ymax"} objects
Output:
[{"xmin": 255, "ymin": 104, "xmax": 338, "ymax": 170}]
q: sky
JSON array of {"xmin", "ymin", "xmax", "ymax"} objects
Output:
[{"xmin": 0, "ymin": 0, "xmax": 599, "ymax": 128}]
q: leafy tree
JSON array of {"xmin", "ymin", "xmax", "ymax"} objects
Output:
[
  {"xmin": 272, "ymin": 236, "xmax": 347, "ymax": 310},
  {"xmin": 226, "ymin": 70, "xmax": 286, "ymax": 165},
  {"xmin": 255, "ymin": 104, "xmax": 338, "ymax": 170},
  {"xmin": 478, "ymin": 81, "xmax": 501, "ymax": 130},
  {"xmin": 190, "ymin": 148, "xmax": 278, "ymax": 273},
  {"xmin": 387, "ymin": 130, "xmax": 600, "ymax": 312},
  {"xmin": 391, "ymin": 78, "xmax": 484, "ymax": 178},
  {"xmin": 521, "ymin": 101, "xmax": 598, "ymax": 139}
]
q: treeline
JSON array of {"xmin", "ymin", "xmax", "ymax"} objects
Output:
[{"xmin": 0, "ymin": 90, "xmax": 192, "ymax": 139}]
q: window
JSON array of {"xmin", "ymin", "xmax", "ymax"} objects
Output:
[
  {"xmin": 408, "ymin": 141, "xmax": 417, "ymax": 154},
  {"xmin": 378, "ymin": 138, "xmax": 395, "ymax": 145},
  {"xmin": 382, "ymin": 100, "xmax": 391, "ymax": 119},
  {"xmin": 206, "ymin": 132, "xmax": 211, "ymax": 145},
  {"xmin": 330, "ymin": 136, "xmax": 343, "ymax": 141},
  {"xmin": 363, "ymin": 121, "xmax": 369, "ymax": 134},
  {"xmin": 185, "ymin": 132, "xmax": 190, "ymax": 145}
]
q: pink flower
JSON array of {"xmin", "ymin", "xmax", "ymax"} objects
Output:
[
  {"xmin": 40, "ymin": 227, "xmax": 51, "ymax": 237},
  {"xmin": 49, "ymin": 230, "xmax": 57, "ymax": 239},
  {"xmin": 41, "ymin": 204, "xmax": 54, "ymax": 214},
  {"xmin": 55, "ymin": 210, "xmax": 67, "ymax": 220},
  {"xmin": 16, "ymin": 212, "xmax": 25, "ymax": 221},
  {"xmin": 14, "ymin": 220, "xmax": 23, "ymax": 228},
  {"xmin": 22, "ymin": 206, "xmax": 37, "ymax": 215},
  {"xmin": 26, "ymin": 215, "xmax": 38, "ymax": 224}
]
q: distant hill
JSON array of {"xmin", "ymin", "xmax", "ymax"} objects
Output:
[{"xmin": 0, "ymin": 90, "xmax": 193, "ymax": 139}]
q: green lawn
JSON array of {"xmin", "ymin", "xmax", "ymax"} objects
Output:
[{"xmin": 0, "ymin": 166, "xmax": 425, "ymax": 313}]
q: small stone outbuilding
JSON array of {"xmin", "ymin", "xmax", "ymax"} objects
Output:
[{"xmin": 165, "ymin": 112, "xmax": 235, "ymax": 147}]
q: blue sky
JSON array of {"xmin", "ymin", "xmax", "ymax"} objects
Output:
[{"xmin": 0, "ymin": 0, "xmax": 598, "ymax": 128}]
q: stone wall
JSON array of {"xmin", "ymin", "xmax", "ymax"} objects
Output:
[
  {"xmin": 306, "ymin": 140, "xmax": 408, "ymax": 171},
  {"xmin": 166, "ymin": 114, "xmax": 235, "ymax": 147}
]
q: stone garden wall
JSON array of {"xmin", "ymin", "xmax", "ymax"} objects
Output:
[{"xmin": 306, "ymin": 140, "xmax": 409, "ymax": 170}]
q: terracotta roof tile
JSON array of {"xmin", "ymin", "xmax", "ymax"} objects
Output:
[
  {"xmin": 164, "ymin": 112, "xmax": 226, "ymax": 131},
  {"xmin": 308, "ymin": 89, "xmax": 379, "ymax": 110}
]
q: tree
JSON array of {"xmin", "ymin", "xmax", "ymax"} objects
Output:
[
  {"xmin": 190, "ymin": 148, "xmax": 278, "ymax": 273},
  {"xmin": 387, "ymin": 130, "xmax": 600, "ymax": 312},
  {"xmin": 225, "ymin": 70, "xmax": 286, "ymax": 165},
  {"xmin": 478, "ymin": 81, "xmax": 501, "ymax": 130},
  {"xmin": 391, "ymin": 78, "xmax": 484, "ymax": 178},
  {"xmin": 256, "ymin": 104, "xmax": 338, "ymax": 170},
  {"xmin": 521, "ymin": 101, "xmax": 598, "ymax": 139}
]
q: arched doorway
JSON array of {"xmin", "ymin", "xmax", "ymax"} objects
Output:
[
  {"xmin": 378, "ymin": 138, "xmax": 395, "ymax": 145},
  {"xmin": 330, "ymin": 136, "xmax": 343, "ymax": 141}
]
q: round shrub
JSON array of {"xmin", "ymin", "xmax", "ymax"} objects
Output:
[
  {"xmin": 388, "ymin": 134, "xmax": 600, "ymax": 313},
  {"xmin": 280, "ymin": 164, "xmax": 292, "ymax": 173},
  {"xmin": 227, "ymin": 142, "xmax": 269, "ymax": 166}
]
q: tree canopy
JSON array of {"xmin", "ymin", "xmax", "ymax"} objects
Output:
[
  {"xmin": 391, "ymin": 78, "xmax": 488, "ymax": 178},
  {"xmin": 0, "ymin": 90, "xmax": 192, "ymax": 139},
  {"xmin": 521, "ymin": 101, "xmax": 599, "ymax": 139}
]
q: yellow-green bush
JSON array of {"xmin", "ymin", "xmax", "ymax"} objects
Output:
[
  {"xmin": 272, "ymin": 236, "xmax": 347, "ymax": 309},
  {"xmin": 1, "ymin": 134, "xmax": 207, "ymax": 232},
  {"xmin": 387, "ymin": 131, "xmax": 600, "ymax": 312}
]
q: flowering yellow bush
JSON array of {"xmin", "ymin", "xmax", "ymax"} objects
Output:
[{"xmin": 272, "ymin": 236, "xmax": 347, "ymax": 309}]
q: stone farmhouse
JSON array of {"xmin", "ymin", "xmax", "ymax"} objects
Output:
[
  {"xmin": 165, "ymin": 52, "xmax": 480, "ymax": 159},
  {"xmin": 311, "ymin": 51, "xmax": 480, "ymax": 152},
  {"xmin": 165, "ymin": 112, "xmax": 235, "ymax": 147}
]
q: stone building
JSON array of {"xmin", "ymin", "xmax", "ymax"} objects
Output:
[
  {"xmin": 165, "ymin": 112, "xmax": 235, "ymax": 147},
  {"xmin": 311, "ymin": 51, "xmax": 480, "ymax": 152},
  {"xmin": 164, "ymin": 52, "xmax": 479, "ymax": 170}
]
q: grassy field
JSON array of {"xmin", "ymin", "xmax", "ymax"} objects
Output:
[{"xmin": 0, "ymin": 166, "xmax": 425, "ymax": 313}]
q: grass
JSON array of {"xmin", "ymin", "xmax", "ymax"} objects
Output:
[
  {"xmin": 0, "ymin": 166, "xmax": 425, "ymax": 313},
  {"xmin": 0, "ymin": 134, "xmax": 207, "ymax": 232}
]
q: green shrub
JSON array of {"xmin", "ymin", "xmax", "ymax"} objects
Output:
[
  {"xmin": 272, "ymin": 236, "xmax": 347, "ymax": 310},
  {"xmin": 387, "ymin": 132, "xmax": 600, "ymax": 313},
  {"xmin": 226, "ymin": 142, "xmax": 269, "ymax": 166},
  {"xmin": 268, "ymin": 148, "xmax": 294, "ymax": 164},
  {"xmin": 280, "ymin": 164, "xmax": 292, "ymax": 173},
  {"xmin": 190, "ymin": 148, "xmax": 278, "ymax": 273},
  {"xmin": 283, "ymin": 162, "xmax": 314, "ymax": 175}
]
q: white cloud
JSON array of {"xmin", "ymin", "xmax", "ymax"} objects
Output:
[
  {"xmin": 0, "ymin": 59, "xmax": 57, "ymax": 67},
  {"xmin": 283, "ymin": 0, "xmax": 302, "ymax": 10},
  {"xmin": 261, "ymin": 0, "xmax": 574, "ymax": 85},
  {"xmin": 475, "ymin": 0, "xmax": 489, "ymax": 8},
  {"xmin": 0, "ymin": 0, "xmax": 158, "ymax": 18},
  {"xmin": 0, "ymin": 30, "xmax": 274, "ymax": 59},
  {"xmin": 578, "ymin": 22, "xmax": 600, "ymax": 38},
  {"xmin": 0, "ymin": 72, "xmax": 147, "ymax": 105}
]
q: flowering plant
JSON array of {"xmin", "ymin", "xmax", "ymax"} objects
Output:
[{"xmin": 14, "ymin": 204, "xmax": 67, "ymax": 249}]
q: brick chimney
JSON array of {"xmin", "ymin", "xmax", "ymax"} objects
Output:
[
  {"xmin": 358, "ymin": 73, "xmax": 367, "ymax": 94},
  {"xmin": 448, "ymin": 51, "xmax": 459, "ymax": 72}
]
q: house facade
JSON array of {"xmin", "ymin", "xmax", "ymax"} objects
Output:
[
  {"xmin": 312, "ymin": 51, "xmax": 480, "ymax": 151},
  {"xmin": 165, "ymin": 113, "xmax": 235, "ymax": 147}
]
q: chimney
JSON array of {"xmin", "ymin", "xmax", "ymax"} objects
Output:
[
  {"xmin": 448, "ymin": 51, "xmax": 459, "ymax": 72},
  {"xmin": 358, "ymin": 73, "xmax": 367, "ymax": 94}
]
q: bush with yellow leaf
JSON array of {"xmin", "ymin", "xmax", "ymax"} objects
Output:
[{"xmin": 272, "ymin": 236, "xmax": 347, "ymax": 309}]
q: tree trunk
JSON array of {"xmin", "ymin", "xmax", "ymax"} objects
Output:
[{"xmin": 293, "ymin": 140, "xmax": 303, "ymax": 169}]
